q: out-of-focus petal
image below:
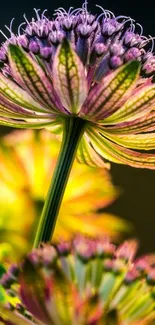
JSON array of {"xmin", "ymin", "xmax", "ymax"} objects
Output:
[
  {"xmin": 20, "ymin": 259, "xmax": 52, "ymax": 324},
  {"xmin": 0, "ymin": 309, "xmax": 35, "ymax": 325},
  {"xmin": 53, "ymin": 40, "xmax": 88, "ymax": 114}
]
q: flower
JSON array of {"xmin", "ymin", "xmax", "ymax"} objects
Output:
[
  {"xmin": 0, "ymin": 129, "xmax": 129, "ymax": 260},
  {"xmin": 1, "ymin": 235, "xmax": 155, "ymax": 324},
  {"xmin": 0, "ymin": 3, "xmax": 154, "ymax": 169}
]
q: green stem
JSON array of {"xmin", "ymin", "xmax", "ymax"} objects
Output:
[{"xmin": 34, "ymin": 117, "xmax": 86, "ymax": 248}]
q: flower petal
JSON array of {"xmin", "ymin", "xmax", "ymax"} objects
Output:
[
  {"xmin": 102, "ymin": 131, "xmax": 155, "ymax": 150},
  {"xmin": 82, "ymin": 61, "xmax": 140, "ymax": 120},
  {"xmin": 0, "ymin": 117, "xmax": 60, "ymax": 129},
  {"xmin": 0, "ymin": 310, "xmax": 34, "ymax": 325},
  {"xmin": 77, "ymin": 133, "xmax": 110, "ymax": 168},
  {"xmin": 87, "ymin": 128, "xmax": 155, "ymax": 169},
  {"xmin": 20, "ymin": 258, "xmax": 52, "ymax": 324},
  {"xmin": 104, "ymin": 111, "xmax": 155, "ymax": 134},
  {"xmin": 104, "ymin": 84, "xmax": 155, "ymax": 123},
  {"xmin": 0, "ymin": 72, "xmax": 52, "ymax": 113},
  {"xmin": 53, "ymin": 39, "xmax": 88, "ymax": 114},
  {"xmin": 8, "ymin": 44, "xmax": 59, "ymax": 110}
]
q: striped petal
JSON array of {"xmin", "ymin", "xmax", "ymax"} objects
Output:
[
  {"xmin": 0, "ymin": 72, "xmax": 52, "ymax": 113},
  {"xmin": 77, "ymin": 133, "xmax": 110, "ymax": 168},
  {"xmin": 104, "ymin": 111, "xmax": 155, "ymax": 134},
  {"xmin": 82, "ymin": 61, "xmax": 140, "ymax": 120},
  {"xmin": 102, "ymin": 131, "xmax": 155, "ymax": 150},
  {"xmin": 0, "ymin": 117, "xmax": 60, "ymax": 129},
  {"xmin": 53, "ymin": 39, "xmax": 88, "ymax": 114},
  {"xmin": 104, "ymin": 84, "xmax": 155, "ymax": 123},
  {"xmin": 8, "ymin": 44, "xmax": 59, "ymax": 110},
  {"xmin": 87, "ymin": 127, "xmax": 155, "ymax": 169}
]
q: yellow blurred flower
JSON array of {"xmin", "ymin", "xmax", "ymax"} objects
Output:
[{"xmin": 0, "ymin": 130, "xmax": 129, "ymax": 260}]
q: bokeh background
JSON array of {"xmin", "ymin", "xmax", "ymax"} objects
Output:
[{"xmin": 0, "ymin": 0, "xmax": 154, "ymax": 254}]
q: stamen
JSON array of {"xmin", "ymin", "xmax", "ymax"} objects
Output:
[
  {"xmin": 148, "ymin": 35, "xmax": 155, "ymax": 52},
  {"xmin": 5, "ymin": 18, "xmax": 15, "ymax": 36},
  {"xmin": 0, "ymin": 30, "xmax": 8, "ymax": 40},
  {"xmin": 96, "ymin": 5, "xmax": 107, "ymax": 21},
  {"xmin": 34, "ymin": 8, "xmax": 41, "ymax": 21},
  {"xmin": 136, "ymin": 23, "xmax": 143, "ymax": 36},
  {"xmin": 23, "ymin": 14, "xmax": 31, "ymax": 26},
  {"xmin": 54, "ymin": 7, "xmax": 68, "ymax": 16},
  {"xmin": 41, "ymin": 9, "xmax": 48, "ymax": 19},
  {"xmin": 105, "ymin": 10, "xmax": 115, "ymax": 18},
  {"xmin": 68, "ymin": 6, "xmax": 74, "ymax": 15},
  {"xmin": 141, "ymin": 35, "xmax": 155, "ymax": 50},
  {"xmin": 18, "ymin": 22, "xmax": 26, "ymax": 36},
  {"xmin": 116, "ymin": 15, "xmax": 129, "ymax": 20}
]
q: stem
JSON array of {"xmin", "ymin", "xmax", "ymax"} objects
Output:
[{"xmin": 34, "ymin": 117, "xmax": 86, "ymax": 248}]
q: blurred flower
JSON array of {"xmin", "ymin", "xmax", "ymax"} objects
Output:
[
  {"xmin": 0, "ymin": 3, "xmax": 154, "ymax": 168},
  {"xmin": 0, "ymin": 129, "xmax": 129, "ymax": 259},
  {"xmin": 1, "ymin": 235, "xmax": 155, "ymax": 324}
]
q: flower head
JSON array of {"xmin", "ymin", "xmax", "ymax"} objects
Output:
[
  {"xmin": 0, "ymin": 129, "xmax": 129, "ymax": 261},
  {"xmin": 0, "ymin": 3, "xmax": 154, "ymax": 168},
  {"xmin": 1, "ymin": 235, "xmax": 155, "ymax": 324}
]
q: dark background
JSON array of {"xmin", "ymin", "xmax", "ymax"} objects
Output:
[{"xmin": 0, "ymin": 0, "xmax": 154, "ymax": 254}]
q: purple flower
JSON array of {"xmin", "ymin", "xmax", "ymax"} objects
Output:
[
  {"xmin": 1, "ymin": 235, "xmax": 155, "ymax": 324},
  {"xmin": 0, "ymin": 3, "xmax": 155, "ymax": 168}
]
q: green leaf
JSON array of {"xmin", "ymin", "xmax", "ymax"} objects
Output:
[
  {"xmin": 53, "ymin": 39, "xmax": 88, "ymax": 114},
  {"xmin": 82, "ymin": 61, "xmax": 140, "ymax": 120}
]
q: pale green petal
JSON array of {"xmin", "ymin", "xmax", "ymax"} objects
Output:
[
  {"xmin": 102, "ymin": 131, "xmax": 155, "ymax": 150},
  {"xmin": 104, "ymin": 84, "xmax": 155, "ymax": 124},
  {"xmin": 87, "ymin": 127, "xmax": 155, "ymax": 169},
  {"xmin": 82, "ymin": 61, "xmax": 140, "ymax": 120},
  {"xmin": 53, "ymin": 40, "xmax": 88, "ymax": 114},
  {"xmin": 77, "ymin": 134, "xmax": 110, "ymax": 168},
  {"xmin": 8, "ymin": 44, "xmax": 59, "ymax": 110}
]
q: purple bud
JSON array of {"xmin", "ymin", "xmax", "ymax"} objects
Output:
[
  {"xmin": 17, "ymin": 35, "xmax": 29, "ymax": 49},
  {"xmin": 125, "ymin": 269, "xmax": 140, "ymax": 284},
  {"xmin": 95, "ymin": 43, "xmax": 107, "ymax": 56},
  {"xmin": 110, "ymin": 56, "xmax": 123, "ymax": 68},
  {"xmin": 40, "ymin": 47, "xmax": 52, "ymax": 59},
  {"xmin": 78, "ymin": 24, "xmax": 92, "ymax": 38},
  {"xmin": 0, "ymin": 49, "xmax": 7, "ymax": 61},
  {"xmin": 57, "ymin": 241, "xmax": 71, "ymax": 256},
  {"xmin": 110, "ymin": 43, "xmax": 124, "ymax": 56},
  {"xmin": 29, "ymin": 40, "xmax": 40, "ymax": 54},
  {"xmin": 124, "ymin": 47, "xmax": 141, "ymax": 61}
]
